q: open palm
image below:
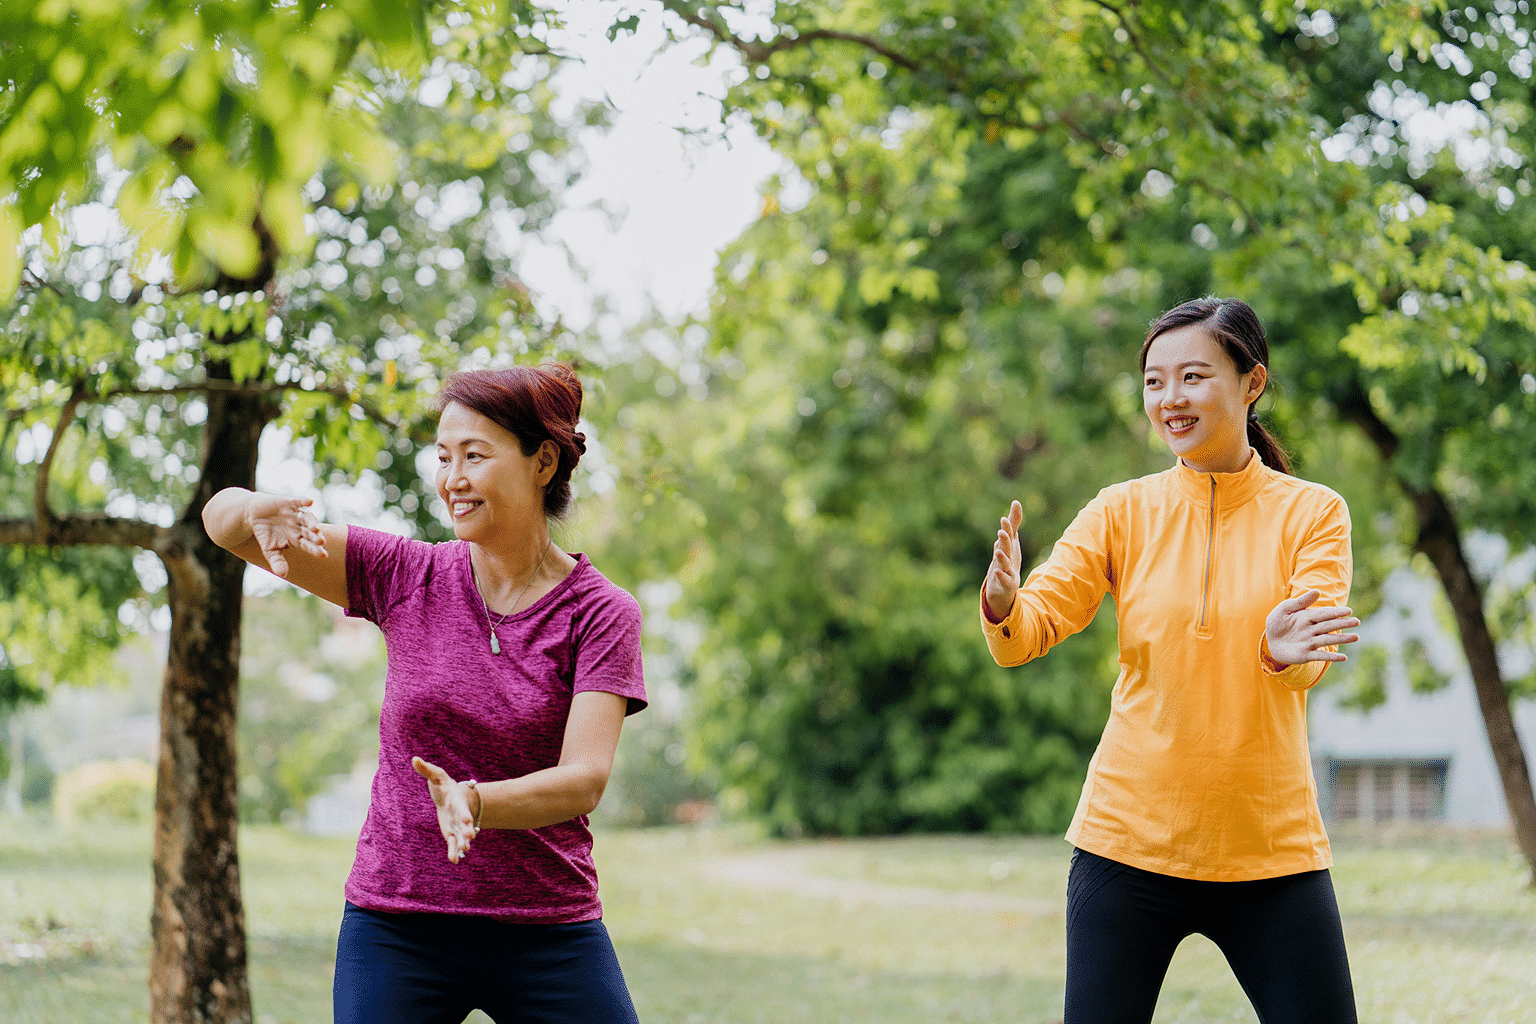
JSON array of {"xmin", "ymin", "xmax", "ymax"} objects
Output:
[{"xmin": 984, "ymin": 500, "xmax": 1024, "ymax": 623}]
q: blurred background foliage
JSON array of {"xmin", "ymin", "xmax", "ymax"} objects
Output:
[
  {"xmin": 588, "ymin": 0, "xmax": 1536, "ymax": 837},
  {"xmin": 233, "ymin": 589, "xmax": 385, "ymax": 825},
  {"xmin": 1, "ymin": 0, "xmax": 594, "ymax": 715},
  {"xmin": 2, "ymin": 0, "xmax": 1535, "ymax": 847}
]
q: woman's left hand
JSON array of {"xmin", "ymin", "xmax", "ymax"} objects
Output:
[
  {"xmin": 412, "ymin": 756, "xmax": 481, "ymax": 864},
  {"xmin": 1264, "ymin": 589, "xmax": 1361, "ymax": 666}
]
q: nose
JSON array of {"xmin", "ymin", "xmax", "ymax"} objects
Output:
[
  {"xmin": 441, "ymin": 458, "xmax": 470, "ymax": 492},
  {"xmin": 1161, "ymin": 381, "xmax": 1188, "ymax": 409}
]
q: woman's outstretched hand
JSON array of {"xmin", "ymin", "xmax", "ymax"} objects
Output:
[
  {"xmin": 412, "ymin": 756, "xmax": 482, "ymax": 864},
  {"xmin": 247, "ymin": 494, "xmax": 327, "ymax": 578},
  {"xmin": 1264, "ymin": 590, "xmax": 1361, "ymax": 666},
  {"xmin": 984, "ymin": 500, "xmax": 1024, "ymax": 623}
]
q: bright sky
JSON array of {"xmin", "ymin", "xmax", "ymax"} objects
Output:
[
  {"xmin": 519, "ymin": 2, "xmax": 782, "ymax": 331},
  {"xmin": 252, "ymin": 3, "xmax": 781, "ymax": 569}
]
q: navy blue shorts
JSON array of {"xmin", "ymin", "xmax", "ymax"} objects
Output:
[{"xmin": 334, "ymin": 902, "xmax": 640, "ymax": 1024}]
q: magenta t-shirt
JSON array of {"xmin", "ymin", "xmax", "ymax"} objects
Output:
[{"xmin": 341, "ymin": 526, "xmax": 646, "ymax": 923}]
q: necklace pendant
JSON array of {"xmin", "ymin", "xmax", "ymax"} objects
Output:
[{"xmin": 490, "ymin": 632, "xmax": 501, "ymax": 655}]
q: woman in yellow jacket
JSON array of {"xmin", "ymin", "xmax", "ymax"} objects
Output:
[{"xmin": 982, "ymin": 297, "xmax": 1361, "ymax": 1024}]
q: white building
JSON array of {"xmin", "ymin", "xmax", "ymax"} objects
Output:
[{"xmin": 1308, "ymin": 544, "xmax": 1536, "ymax": 827}]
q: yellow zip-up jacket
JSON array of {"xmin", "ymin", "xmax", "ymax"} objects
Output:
[{"xmin": 982, "ymin": 451, "xmax": 1351, "ymax": 881}]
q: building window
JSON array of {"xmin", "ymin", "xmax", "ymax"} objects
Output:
[{"xmin": 1325, "ymin": 759, "xmax": 1449, "ymax": 822}]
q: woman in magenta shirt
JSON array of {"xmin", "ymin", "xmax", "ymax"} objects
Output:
[{"xmin": 205, "ymin": 363, "xmax": 646, "ymax": 1024}]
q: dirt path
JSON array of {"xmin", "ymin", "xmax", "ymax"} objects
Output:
[{"xmin": 705, "ymin": 848, "xmax": 1060, "ymax": 915}]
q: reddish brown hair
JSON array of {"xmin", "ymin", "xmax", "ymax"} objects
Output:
[
  {"xmin": 1139, "ymin": 296, "xmax": 1291, "ymax": 475},
  {"xmin": 435, "ymin": 363, "xmax": 587, "ymax": 518}
]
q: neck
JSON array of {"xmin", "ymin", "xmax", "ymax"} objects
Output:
[
  {"xmin": 1179, "ymin": 443, "xmax": 1253, "ymax": 476},
  {"xmin": 470, "ymin": 526, "xmax": 554, "ymax": 594}
]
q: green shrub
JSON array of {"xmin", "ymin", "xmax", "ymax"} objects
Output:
[{"xmin": 52, "ymin": 759, "xmax": 156, "ymax": 824}]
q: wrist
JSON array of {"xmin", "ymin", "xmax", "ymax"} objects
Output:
[
  {"xmin": 1259, "ymin": 634, "xmax": 1290, "ymax": 673},
  {"xmin": 465, "ymin": 780, "xmax": 483, "ymax": 829}
]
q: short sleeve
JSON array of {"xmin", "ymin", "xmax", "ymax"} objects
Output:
[
  {"xmin": 1263, "ymin": 494, "xmax": 1352, "ymax": 691},
  {"xmin": 344, "ymin": 526, "xmax": 435, "ymax": 625},
  {"xmin": 571, "ymin": 586, "xmax": 647, "ymax": 715}
]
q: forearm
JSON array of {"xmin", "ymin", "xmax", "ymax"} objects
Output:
[
  {"xmin": 474, "ymin": 762, "xmax": 611, "ymax": 830},
  {"xmin": 201, "ymin": 487, "xmax": 256, "ymax": 549}
]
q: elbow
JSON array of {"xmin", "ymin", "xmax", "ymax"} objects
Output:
[
  {"xmin": 200, "ymin": 487, "xmax": 244, "ymax": 549},
  {"xmin": 572, "ymin": 766, "xmax": 610, "ymax": 817}
]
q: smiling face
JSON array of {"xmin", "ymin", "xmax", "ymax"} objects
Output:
[
  {"xmin": 1142, "ymin": 325, "xmax": 1267, "ymax": 475},
  {"xmin": 434, "ymin": 401, "xmax": 558, "ymax": 542}
]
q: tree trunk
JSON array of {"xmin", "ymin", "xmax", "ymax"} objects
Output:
[
  {"xmin": 148, "ymin": 368, "xmax": 275, "ymax": 1023},
  {"xmin": 1408, "ymin": 488, "xmax": 1536, "ymax": 874},
  {"xmin": 1341, "ymin": 383, "xmax": 1536, "ymax": 881}
]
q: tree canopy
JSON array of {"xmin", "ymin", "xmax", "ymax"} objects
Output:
[
  {"xmin": 3, "ymin": 2, "xmax": 600, "ymax": 1019},
  {"xmin": 584, "ymin": 0, "xmax": 1536, "ymax": 865}
]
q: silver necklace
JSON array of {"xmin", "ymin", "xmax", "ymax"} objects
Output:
[{"xmin": 471, "ymin": 538, "xmax": 551, "ymax": 655}]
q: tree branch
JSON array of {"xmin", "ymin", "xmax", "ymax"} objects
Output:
[
  {"xmin": 0, "ymin": 513, "xmax": 166, "ymax": 550},
  {"xmin": 1091, "ymin": 0, "xmax": 1174, "ymax": 87},
  {"xmin": 21, "ymin": 269, "xmax": 67, "ymax": 298},
  {"xmin": 662, "ymin": 1, "xmax": 921, "ymax": 72},
  {"xmin": 7, "ymin": 377, "xmax": 412, "ymax": 436},
  {"xmin": 1182, "ymin": 175, "xmax": 1263, "ymax": 238},
  {"xmin": 33, "ymin": 380, "xmax": 85, "ymax": 541}
]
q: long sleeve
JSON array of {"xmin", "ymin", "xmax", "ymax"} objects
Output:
[
  {"xmin": 1260, "ymin": 494, "xmax": 1353, "ymax": 691},
  {"xmin": 981, "ymin": 494, "xmax": 1114, "ymax": 667}
]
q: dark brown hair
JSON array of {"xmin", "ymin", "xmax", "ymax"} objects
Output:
[
  {"xmin": 435, "ymin": 363, "xmax": 587, "ymax": 518},
  {"xmin": 1139, "ymin": 296, "xmax": 1291, "ymax": 474}
]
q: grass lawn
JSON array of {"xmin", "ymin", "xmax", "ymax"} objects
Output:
[{"xmin": 1, "ymin": 816, "xmax": 1532, "ymax": 1023}]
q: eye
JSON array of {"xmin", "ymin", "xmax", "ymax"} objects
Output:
[
  {"xmin": 1144, "ymin": 377, "xmax": 1161, "ymax": 388},
  {"xmin": 1184, "ymin": 372, "xmax": 1205, "ymax": 382}
]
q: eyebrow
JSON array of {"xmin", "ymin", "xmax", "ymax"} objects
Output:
[
  {"xmin": 435, "ymin": 436, "xmax": 495, "ymax": 449},
  {"xmin": 1144, "ymin": 360, "xmax": 1216, "ymax": 373}
]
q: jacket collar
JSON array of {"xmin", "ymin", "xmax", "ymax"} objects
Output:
[{"xmin": 1170, "ymin": 448, "xmax": 1269, "ymax": 510}]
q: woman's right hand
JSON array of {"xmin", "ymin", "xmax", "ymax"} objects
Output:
[
  {"xmin": 246, "ymin": 493, "xmax": 328, "ymax": 579},
  {"xmin": 983, "ymin": 500, "xmax": 1024, "ymax": 623}
]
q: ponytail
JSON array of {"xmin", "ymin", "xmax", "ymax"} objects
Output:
[{"xmin": 1246, "ymin": 406, "xmax": 1291, "ymax": 475}]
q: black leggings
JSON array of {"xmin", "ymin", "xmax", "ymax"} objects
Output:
[{"xmin": 1064, "ymin": 848, "xmax": 1357, "ymax": 1024}]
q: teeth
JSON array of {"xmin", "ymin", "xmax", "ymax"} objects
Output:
[{"xmin": 1167, "ymin": 417, "xmax": 1197, "ymax": 429}]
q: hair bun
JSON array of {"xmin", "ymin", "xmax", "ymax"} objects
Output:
[{"xmin": 573, "ymin": 431, "xmax": 587, "ymax": 455}]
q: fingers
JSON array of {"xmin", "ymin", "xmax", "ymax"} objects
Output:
[
  {"xmin": 412, "ymin": 757, "xmax": 480, "ymax": 863},
  {"xmin": 1301, "ymin": 649, "xmax": 1350, "ymax": 663},
  {"xmin": 447, "ymin": 819, "xmax": 477, "ymax": 863},
  {"xmin": 1281, "ymin": 589, "xmax": 1321, "ymax": 613},
  {"xmin": 1009, "ymin": 500, "xmax": 1023, "ymax": 530},
  {"xmin": 1310, "ymin": 613, "xmax": 1360, "ymax": 634},
  {"xmin": 266, "ymin": 548, "xmax": 290, "ymax": 578},
  {"xmin": 255, "ymin": 498, "xmax": 328, "ymax": 560},
  {"xmin": 988, "ymin": 553, "xmax": 1018, "ymax": 594},
  {"xmin": 289, "ymin": 503, "xmax": 328, "ymax": 558}
]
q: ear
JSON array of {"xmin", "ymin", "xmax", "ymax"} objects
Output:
[
  {"xmin": 1245, "ymin": 363, "xmax": 1268, "ymax": 410},
  {"xmin": 535, "ymin": 439, "xmax": 560, "ymax": 485}
]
